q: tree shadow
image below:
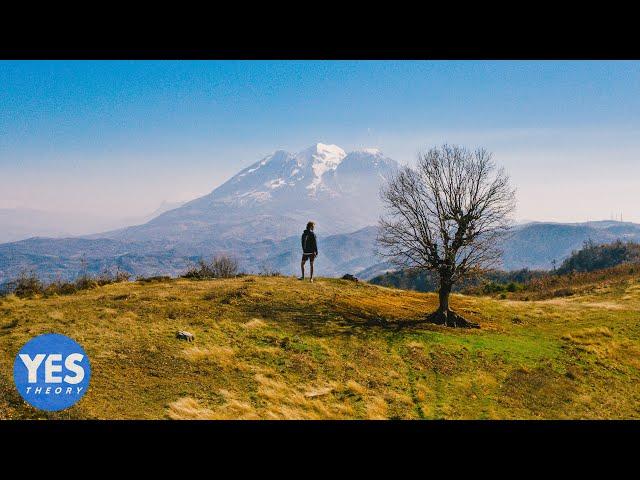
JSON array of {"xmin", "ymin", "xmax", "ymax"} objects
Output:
[{"xmin": 243, "ymin": 298, "xmax": 471, "ymax": 338}]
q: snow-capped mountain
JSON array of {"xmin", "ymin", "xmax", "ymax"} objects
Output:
[
  {"xmin": 190, "ymin": 143, "xmax": 348, "ymax": 208},
  {"xmin": 105, "ymin": 143, "xmax": 398, "ymax": 245}
]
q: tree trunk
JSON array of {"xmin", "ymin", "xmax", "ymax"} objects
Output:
[
  {"xmin": 438, "ymin": 281, "xmax": 451, "ymax": 314},
  {"xmin": 425, "ymin": 276, "xmax": 480, "ymax": 328}
]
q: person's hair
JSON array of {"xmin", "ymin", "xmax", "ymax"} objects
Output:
[{"xmin": 306, "ymin": 221, "xmax": 315, "ymax": 230}]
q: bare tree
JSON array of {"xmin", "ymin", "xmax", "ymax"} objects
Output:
[{"xmin": 377, "ymin": 145, "xmax": 516, "ymax": 328}]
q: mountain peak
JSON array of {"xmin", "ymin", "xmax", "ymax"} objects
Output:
[
  {"xmin": 316, "ymin": 142, "xmax": 345, "ymax": 154},
  {"xmin": 292, "ymin": 144, "xmax": 346, "ymax": 194},
  {"xmin": 297, "ymin": 143, "xmax": 346, "ymax": 161}
]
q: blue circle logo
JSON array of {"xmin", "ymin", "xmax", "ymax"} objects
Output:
[{"xmin": 13, "ymin": 333, "xmax": 91, "ymax": 412}]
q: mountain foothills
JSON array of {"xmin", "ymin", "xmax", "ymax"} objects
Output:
[
  {"xmin": 1, "ymin": 143, "xmax": 640, "ymax": 285},
  {"xmin": 502, "ymin": 221, "xmax": 640, "ymax": 270}
]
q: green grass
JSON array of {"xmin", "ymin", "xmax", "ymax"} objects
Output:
[{"xmin": 1, "ymin": 274, "xmax": 639, "ymax": 419}]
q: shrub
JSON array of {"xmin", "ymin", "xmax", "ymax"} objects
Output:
[
  {"xmin": 482, "ymin": 282, "xmax": 504, "ymax": 294},
  {"xmin": 74, "ymin": 275, "xmax": 99, "ymax": 291},
  {"xmin": 212, "ymin": 256, "xmax": 239, "ymax": 278},
  {"xmin": 183, "ymin": 259, "xmax": 215, "ymax": 279},
  {"xmin": 182, "ymin": 256, "xmax": 239, "ymax": 279},
  {"xmin": 96, "ymin": 268, "xmax": 131, "ymax": 286},
  {"xmin": 552, "ymin": 288, "xmax": 574, "ymax": 297},
  {"xmin": 8, "ymin": 272, "xmax": 44, "ymax": 298},
  {"xmin": 136, "ymin": 275, "xmax": 172, "ymax": 283},
  {"xmin": 44, "ymin": 281, "xmax": 77, "ymax": 296},
  {"xmin": 5, "ymin": 267, "xmax": 131, "ymax": 298}
]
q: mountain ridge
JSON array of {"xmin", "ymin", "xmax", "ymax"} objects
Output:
[{"xmin": 3, "ymin": 220, "xmax": 640, "ymax": 286}]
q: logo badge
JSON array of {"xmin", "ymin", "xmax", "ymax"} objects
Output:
[{"xmin": 14, "ymin": 333, "xmax": 91, "ymax": 412}]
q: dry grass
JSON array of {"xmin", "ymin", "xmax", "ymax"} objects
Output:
[
  {"xmin": 167, "ymin": 397, "xmax": 216, "ymax": 420},
  {"xmin": 47, "ymin": 310, "xmax": 64, "ymax": 320},
  {"xmin": 510, "ymin": 263, "xmax": 640, "ymax": 301},
  {"xmin": 562, "ymin": 327, "xmax": 640, "ymax": 371},
  {"xmin": 242, "ymin": 318, "xmax": 267, "ymax": 329},
  {"xmin": 1, "ymin": 274, "xmax": 639, "ymax": 419},
  {"xmin": 213, "ymin": 390, "xmax": 259, "ymax": 420},
  {"xmin": 182, "ymin": 345, "xmax": 235, "ymax": 365}
]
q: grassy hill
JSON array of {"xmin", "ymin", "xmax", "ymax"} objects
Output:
[{"xmin": 1, "ymin": 274, "xmax": 639, "ymax": 419}]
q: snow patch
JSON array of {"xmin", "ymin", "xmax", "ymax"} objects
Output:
[
  {"xmin": 237, "ymin": 155, "xmax": 271, "ymax": 178},
  {"xmin": 266, "ymin": 178, "xmax": 286, "ymax": 189},
  {"xmin": 298, "ymin": 143, "xmax": 346, "ymax": 194},
  {"xmin": 237, "ymin": 190, "xmax": 271, "ymax": 203}
]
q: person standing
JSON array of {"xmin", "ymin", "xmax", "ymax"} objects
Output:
[{"xmin": 300, "ymin": 221, "xmax": 318, "ymax": 282}]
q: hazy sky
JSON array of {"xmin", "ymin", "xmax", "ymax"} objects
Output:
[{"xmin": 1, "ymin": 60, "xmax": 639, "ymax": 222}]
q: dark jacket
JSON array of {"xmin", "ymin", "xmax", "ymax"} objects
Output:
[{"xmin": 301, "ymin": 229, "xmax": 318, "ymax": 254}]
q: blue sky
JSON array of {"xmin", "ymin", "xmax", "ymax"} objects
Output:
[{"xmin": 1, "ymin": 60, "xmax": 639, "ymax": 222}]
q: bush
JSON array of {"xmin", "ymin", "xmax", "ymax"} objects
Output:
[
  {"xmin": 212, "ymin": 256, "xmax": 240, "ymax": 278},
  {"xmin": 74, "ymin": 275, "xmax": 99, "ymax": 291},
  {"xmin": 183, "ymin": 256, "xmax": 239, "ymax": 279},
  {"xmin": 5, "ymin": 267, "xmax": 131, "ymax": 298},
  {"xmin": 183, "ymin": 259, "xmax": 215, "ymax": 279},
  {"xmin": 44, "ymin": 281, "xmax": 77, "ymax": 296},
  {"xmin": 7, "ymin": 272, "xmax": 44, "ymax": 298},
  {"xmin": 136, "ymin": 275, "xmax": 172, "ymax": 283},
  {"xmin": 552, "ymin": 288, "xmax": 574, "ymax": 297},
  {"xmin": 96, "ymin": 268, "xmax": 131, "ymax": 286},
  {"xmin": 480, "ymin": 280, "xmax": 523, "ymax": 295},
  {"xmin": 482, "ymin": 282, "xmax": 503, "ymax": 294}
]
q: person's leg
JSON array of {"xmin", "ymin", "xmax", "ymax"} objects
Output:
[
  {"xmin": 309, "ymin": 255, "xmax": 315, "ymax": 281},
  {"xmin": 300, "ymin": 255, "xmax": 307, "ymax": 279}
]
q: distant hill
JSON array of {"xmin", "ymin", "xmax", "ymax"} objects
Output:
[
  {"xmin": 370, "ymin": 237, "xmax": 640, "ymax": 294},
  {"xmin": 231, "ymin": 225, "xmax": 382, "ymax": 278},
  {"xmin": 557, "ymin": 240, "xmax": 640, "ymax": 274},
  {"xmin": 0, "ymin": 226, "xmax": 383, "ymax": 285},
  {"xmin": 0, "ymin": 237, "xmax": 196, "ymax": 285},
  {"xmin": 502, "ymin": 221, "xmax": 640, "ymax": 270},
  {"xmin": 3, "ymin": 220, "xmax": 640, "ymax": 286}
]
